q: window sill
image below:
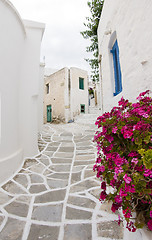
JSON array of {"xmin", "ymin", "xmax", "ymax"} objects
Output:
[{"xmin": 113, "ymin": 90, "xmax": 122, "ymax": 96}]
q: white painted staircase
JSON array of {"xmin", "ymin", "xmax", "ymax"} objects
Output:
[{"xmin": 74, "ymin": 112, "xmax": 102, "ymax": 129}]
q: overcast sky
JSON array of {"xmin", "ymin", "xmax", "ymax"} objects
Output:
[{"xmin": 10, "ymin": 0, "xmax": 92, "ymax": 74}]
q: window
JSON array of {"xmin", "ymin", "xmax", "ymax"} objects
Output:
[
  {"xmin": 110, "ymin": 40, "xmax": 122, "ymax": 96},
  {"xmin": 80, "ymin": 104, "xmax": 85, "ymax": 113},
  {"xmin": 79, "ymin": 77, "xmax": 84, "ymax": 90},
  {"xmin": 46, "ymin": 83, "xmax": 49, "ymax": 94}
]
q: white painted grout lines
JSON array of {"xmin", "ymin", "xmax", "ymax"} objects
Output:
[
  {"xmin": 22, "ymin": 196, "xmax": 35, "ymax": 240},
  {"xmin": 58, "ymin": 132, "xmax": 76, "ymax": 240},
  {"xmin": 0, "ymin": 123, "xmax": 123, "ymax": 240}
]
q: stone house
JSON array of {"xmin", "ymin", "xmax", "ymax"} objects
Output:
[
  {"xmin": 44, "ymin": 67, "xmax": 88, "ymax": 123},
  {"xmin": 98, "ymin": 0, "xmax": 152, "ymax": 114},
  {"xmin": 0, "ymin": 0, "xmax": 45, "ymax": 183}
]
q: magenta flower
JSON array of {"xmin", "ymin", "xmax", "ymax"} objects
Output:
[
  {"xmin": 98, "ymin": 165, "xmax": 105, "ymax": 173},
  {"xmin": 111, "ymin": 203, "xmax": 119, "ymax": 213},
  {"xmin": 128, "ymin": 152, "xmax": 138, "ymax": 157},
  {"xmin": 114, "ymin": 195, "xmax": 122, "ymax": 204},
  {"xmin": 99, "ymin": 191, "xmax": 107, "ymax": 201},
  {"xmin": 112, "ymin": 126, "xmax": 118, "ymax": 133},
  {"xmin": 118, "ymin": 96, "xmax": 129, "ymax": 107},
  {"xmin": 101, "ymin": 181, "xmax": 106, "ymax": 190},
  {"xmin": 105, "ymin": 135, "xmax": 114, "ymax": 143},
  {"xmin": 93, "ymin": 90, "xmax": 152, "ymax": 232},
  {"xmin": 93, "ymin": 164, "xmax": 97, "ymax": 171},
  {"xmin": 131, "ymin": 158, "xmax": 138, "ymax": 165},
  {"xmin": 123, "ymin": 130, "xmax": 133, "ymax": 139},
  {"xmin": 124, "ymin": 184, "xmax": 135, "ymax": 193},
  {"xmin": 119, "ymin": 188, "xmax": 128, "ymax": 197},
  {"xmin": 127, "ymin": 221, "xmax": 136, "ymax": 232},
  {"xmin": 123, "ymin": 174, "xmax": 132, "ymax": 184},
  {"xmin": 123, "ymin": 112, "xmax": 130, "ymax": 118},
  {"xmin": 123, "ymin": 208, "xmax": 132, "ymax": 218},
  {"xmin": 147, "ymin": 219, "xmax": 152, "ymax": 231},
  {"xmin": 115, "ymin": 167, "xmax": 123, "ymax": 174},
  {"xmin": 144, "ymin": 169, "xmax": 152, "ymax": 178},
  {"xmin": 114, "ymin": 157, "xmax": 124, "ymax": 166},
  {"xmin": 138, "ymin": 109, "xmax": 149, "ymax": 118},
  {"xmin": 121, "ymin": 126, "xmax": 133, "ymax": 139}
]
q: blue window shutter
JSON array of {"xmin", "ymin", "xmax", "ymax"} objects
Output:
[
  {"xmin": 115, "ymin": 42, "xmax": 122, "ymax": 93},
  {"xmin": 111, "ymin": 40, "xmax": 122, "ymax": 96}
]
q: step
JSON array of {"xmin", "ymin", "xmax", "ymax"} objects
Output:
[
  {"xmin": 88, "ymin": 107, "xmax": 102, "ymax": 115},
  {"xmin": 74, "ymin": 113, "xmax": 100, "ymax": 126}
]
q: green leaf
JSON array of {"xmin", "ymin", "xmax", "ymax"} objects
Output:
[
  {"xmin": 80, "ymin": 0, "xmax": 104, "ymax": 82},
  {"xmin": 144, "ymin": 135, "xmax": 150, "ymax": 144},
  {"xmin": 135, "ymin": 137, "xmax": 142, "ymax": 145},
  {"xmin": 126, "ymin": 195, "xmax": 131, "ymax": 200},
  {"xmin": 138, "ymin": 149, "xmax": 145, "ymax": 156},
  {"xmin": 135, "ymin": 222, "xmax": 145, "ymax": 229},
  {"xmin": 142, "ymin": 149, "xmax": 152, "ymax": 169},
  {"xmin": 133, "ymin": 173, "xmax": 141, "ymax": 184}
]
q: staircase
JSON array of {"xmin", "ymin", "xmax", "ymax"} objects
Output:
[
  {"xmin": 74, "ymin": 113, "xmax": 102, "ymax": 130},
  {"xmin": 88, "ymin": 106, "xmax": 102, "ymax": 115}
]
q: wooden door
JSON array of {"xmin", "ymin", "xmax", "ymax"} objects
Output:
[{"xmin": 47, "ymin": 105, "xmax": 52, "ymax": 122}]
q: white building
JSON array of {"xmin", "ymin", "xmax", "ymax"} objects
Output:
[
  {"xmin": 44, "ymin": 67, "xmax": 88, "ymax": 123},
  {"xmin": 98, "ymin": 0, "xmax": 152, "ymax": 114},
  {"xmin": 98, "ymin": 1, "xmax": 152, "ymax": 239},
  {"xmin": 0, "ymin": 0, "xmax": 45, "ymax": 184},
  {"xmin": 88, "ymin": 81, "xmax": 101, "ymax": 109}
]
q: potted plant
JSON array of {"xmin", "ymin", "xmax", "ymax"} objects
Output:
[{"xmin": 93, "ymin": 90, "xmax": 152, "ymax": 236}]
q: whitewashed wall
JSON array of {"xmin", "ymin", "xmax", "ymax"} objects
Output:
[
  {"xmin": 98, "ymin": 1, "xmax": 152, "ymax": 239},
  {"xmin": 19, "ymin": 20, "xmax": 45, "ymax": 158},
  {"xmin": 0, "ymin": 0, "xmax": 25, "ymax": 183},
  {"xmin": 38, "ymin": 63, "xmax": 45, "ymax": 132},
  {"xmin": 0, "ymin": 0, "xmax": 45, "ymax": 184},
  {"xmin": 70, "ymin": 67, "xmax": 88, "ymax": 118},
  {"xmin": 98, "ymin": 0, "xmax": 152, "ymax": 113}
]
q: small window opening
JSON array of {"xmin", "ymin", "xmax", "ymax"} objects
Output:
[
  {"xmin": 79, "ymin": 77, "xmax": 84, "ymax": 90},
  {"xmin": 80, "ymin": 104, "xmax": 85, "ymax": 113},
  {"xmin": 46, "ymin": 83, "xmax": 49, "ymax": 94}
]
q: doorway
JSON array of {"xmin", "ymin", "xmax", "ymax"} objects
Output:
[{"xmin": 47, "ymin": 105, "xmax": 52, "ymax": 122}]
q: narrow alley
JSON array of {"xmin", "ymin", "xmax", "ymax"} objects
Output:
[{"xmin": 0, "ymin": 117, "xmax": 123, "ymax": 240}]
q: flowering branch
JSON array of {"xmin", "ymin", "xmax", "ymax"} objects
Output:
[{"xmin": 93, "ymin": 90, "xmax": 152, "ymax": 232}]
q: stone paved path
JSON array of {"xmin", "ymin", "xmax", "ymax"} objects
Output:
[{"xmin": 0, "ymin": 121, "xmax": 123, "ymax": 240}]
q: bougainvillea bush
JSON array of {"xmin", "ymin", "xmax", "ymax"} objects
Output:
[{"xmin": 93, "ymin": 90, "xmax": 152, "ymax": 232}]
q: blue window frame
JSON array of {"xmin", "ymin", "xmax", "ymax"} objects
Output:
[{"xmin": 110, "ymin": 40, "xmax": 122, "ymax": 96}]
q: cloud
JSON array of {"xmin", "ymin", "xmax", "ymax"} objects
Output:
[{"xmin": 10, "ymin": 0, "xmax": 92, "ymax": 74}]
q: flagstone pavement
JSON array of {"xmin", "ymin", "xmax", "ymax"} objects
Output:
[{"xmin": 0, "ymin": 120, "xmax": 123, "ymax": 240}]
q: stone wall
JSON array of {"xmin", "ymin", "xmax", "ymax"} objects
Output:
[
  {"xmin": 44, "ymin": 67, "xmax": 88, "ymax": 123},
  {"xmin": 43, "ymin": 68, "xmax": 68, "ymax": 123}
]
